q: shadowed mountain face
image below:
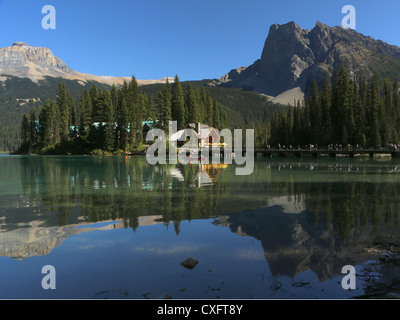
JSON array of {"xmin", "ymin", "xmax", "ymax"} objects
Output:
[{"xmin": 211, "ymin": 21, "xmax": 400, "ymax": 100}]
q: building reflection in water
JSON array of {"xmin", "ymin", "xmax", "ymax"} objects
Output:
[
  {"xmin": 0, "ymin": 158, "xmax": 230, "ymax": 259},
  {"xmin": 1, "ymin": 156, "xmax": 400, "ymax": 287}
]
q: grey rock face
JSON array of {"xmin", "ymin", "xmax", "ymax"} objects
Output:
[
  {"xmin": 212, "ymin": 21, "xmax": 400, "ymax": 98},
  {"xmin": 0, "ymin": 42, "xmax": 171, "ymax": 87},
  {"xmin": 0, "ymin": 42, "xmax": 71, "ymax": 78},
  {"xmin": 12, "ymin": 42, "xmax": 29, "ymax": 47},
  {"xmin": 256, "ymin": 21, "xmax": 315, "ymax": 95}
]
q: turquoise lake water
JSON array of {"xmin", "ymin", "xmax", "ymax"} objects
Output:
[{"xmin": 0, "ymin": 154, "xmax": 399, "ymax": 299}]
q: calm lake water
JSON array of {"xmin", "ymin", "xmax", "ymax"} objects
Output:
[{"xmin": 0, "ymin": 153, "xmax": 400, "ymax": 299}]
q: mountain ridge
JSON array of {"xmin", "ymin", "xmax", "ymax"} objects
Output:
[
  {"xmin": 210, "ymin": 21, "xmax": 400, "ymax": 104},
  {"xmin": 0, "ymin": 41, "xmax": 173, "ymax": 87}
]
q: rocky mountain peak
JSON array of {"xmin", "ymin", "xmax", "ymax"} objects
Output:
[
  {"xmin": 0, "ymin": 42, "xmax": 71, "ymax": 78},
  {"xmin": 313, "ymin": 20, "xmax": 328, "ymax": 29},
  {"xmin": 269, "ymin": 21, "xmax": 302, "ymax": 32},
  {"xmin": 12, "ymin": 41, "xmax": 30, "ymax": 47},
  {"xmin": 258, "ymin": 21, "xmax": 315, "ymax": 95},
  {"xmin": 211, "ymin": 21, "xmax": 400, "ymax": 105},
  {"xmin": 0, "ymin": 42, "xmax": 172, "ymax": 87}
]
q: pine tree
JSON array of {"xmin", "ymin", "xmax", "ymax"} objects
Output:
[
  {"xmin": 352, "ymin": 78, "xmax": 366, "ymax": 146},
  {"xmin": 320, "ymin": 77, "xmax": 332, "ymax": 145},
  {"xmin": 103, "ymin": 118, "xmax": 114, "ymax": 152},
  {"xmin": 358, "ymin": 76, "xmax": 369, "ymax": 146},
  {"xmin": 116, "ymin": 94, "xmax": 129, "ymax": 151},
  {"xmin": 20, "ymin": 114, "xmax": 30, "ymax": 144},
  {"xmin": 111, "ymin": 84, "xmax": 118, "ymax": 116},
  {"xmin": 205, "ymin": 93, "xmax": 213, "ymax": 127},
  {"xmin": 286, "ymin": 106, "xmax": 294, "ymax": 146},
  {"xmin": 171, "ymin": 75, "xmax": 186, "ymax": 130},
  {"xmin": 136, "ymin": 93, "xmax": 147, "ymax": 143},
  {"xmin": 292, "ymin": 103, "xmax": 301, "ymax": 146},
  {"xmin": 199, "ymin": 87, "xmax": 208, "ymax": 123},
  {"xmin": 380, "ymin": 79, "xmax": 391, "ymax": 145},
  {"xmin": 330, "ymin": 66, "xmax": 353, "ymax": 144},
  {"xmin": 67, "ymin": 91, "xmax": 76, "ymax": 130},
  {"xmin": 212, "ymin": 98, "xmax": 220, "ymax": 129},
  {"xmin": 101, "ymin": 89, "xmax": 114, "ymax": 152},
  {"xmin": 301, "ymin": 100, "xmax": 311, "ymax": 145},
  {"xmin": 345, "ymin": 78, "xmax": 356, "ymax": 145},
  {"xmin": 89, "ymin": 85, "xmax": 100, "ymax": 121},
  {"xmin": 309, "ymin": 80, "xmax": 321, "ymax": 144},
  {"xmin": 38, "ymin": 101, "xmax": 50, "ymax": 145},
  {"xmin": 56, "ymin": 82, "xmax": 70, "ymax": 140},
  {"xmin": 126, "ymin": 76, "xmax": 141, "ymax": 146},
  {"xmin": 220, "ymin": 108, "xmax": 228, "ymax": 129},
  {"xmin": 185, "ymin": 83, "xmax": 200, "ymax": 124},
  {"xmin": 144, "ymin": 94, "xmax": 156, "ymax": 121},
  {"xmin": 392, "ymin": 80, "xmax": 400, "ymax": 140},
  {"xmin": 367, "ymin": 73, "xmax": 382, "ymax": 147},
  {"xmin": 156, "ymin": 80, "xmax": 172, "ymax": 133},
  {"xmin": 28, "ymin": 107, "xmax": 37, "ymax": 146},
  {"xmin": 50, "ymin": 100, "xmax": 60, "ymax": 144},
  {"xmin": 78, "ymin": 90, "xmax": 92, "ymax": 139}
]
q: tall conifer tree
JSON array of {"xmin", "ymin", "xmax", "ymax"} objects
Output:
[{"xmin": 171, "ymin": 75, "xmax": 186, "ymax": 130}]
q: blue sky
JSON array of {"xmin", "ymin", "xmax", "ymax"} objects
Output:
[{"xmin": 0, "ymin": 0, "xmax": 399, "ymax": 81}]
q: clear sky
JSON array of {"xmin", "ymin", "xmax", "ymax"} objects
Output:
[{"xmin": 0, "ymin": 0, "xmax": 399, "ymax": 81}]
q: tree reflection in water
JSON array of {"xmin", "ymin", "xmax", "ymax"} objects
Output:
[{"xmin": 1, "ymin": 155, "xmax": 400, "ymax": 279}]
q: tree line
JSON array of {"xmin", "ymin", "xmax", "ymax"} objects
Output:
[
  {"xmin": 0, "ymin": 75, "xmax": 113, "ymax": 152},
  {"xmin": 269, "ymin": 66, "xmax": 400, "ymax": 148},
  {"xmin": 18, "ymin": 75, "xmax": 227, "ymax": 154}
]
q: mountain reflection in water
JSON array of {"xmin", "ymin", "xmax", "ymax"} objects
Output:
[{"xmin": 0, "ymin": 155, "xmax": 399, "ymax": 298}]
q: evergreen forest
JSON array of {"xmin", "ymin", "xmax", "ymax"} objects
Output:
[{"xmin": 269, "ymin": 67, "xmax": 400, "ymax": 149}]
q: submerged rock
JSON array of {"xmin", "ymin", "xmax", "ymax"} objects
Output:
[{"xmin": 180, "ymin": 257, "xmax": 199, "ymax": 270}]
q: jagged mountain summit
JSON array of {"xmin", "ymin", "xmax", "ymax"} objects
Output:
[
  {"xmin": 210, "ymin": 21, "xmax": 400, "ymax": 105},
  {"xmin": 0, "ymin": 41, "xmax": 173, "ymax": 86}
]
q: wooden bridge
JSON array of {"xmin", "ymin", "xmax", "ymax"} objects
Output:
[
  {"xmin": 248, "ymin": 148, "xmax": 399, "ymax": 158},
  {"xmin": 140, "ymin": 147, "xmax": 400, "ymax": 159},
  {"xmin": 198, "ymin": 147, "xmax": 400, "ymax": 159}
]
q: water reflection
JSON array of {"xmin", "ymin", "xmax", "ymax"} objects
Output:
[
  {"xmin": 0, "ymin": 156, "xmax": 230, "ymax": 232},
  {"xmin": 214, "ymin": 205, "xmax": 388, "ymax": 282},
  {"xmin": 0, "ymin": 156, "xmax": 233, "ymax": 259},
  {"xmin": 0, "ymin": 217, "xmax": 162, "ymax": 260},
  {"xmin": 1, "ymin": 155, "xmax": 400, "ymax": 297}
]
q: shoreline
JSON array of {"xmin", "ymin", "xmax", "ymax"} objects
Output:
[{"xmin": 355, "ymin": 236, "xmax": 400, "ymax": 299}]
